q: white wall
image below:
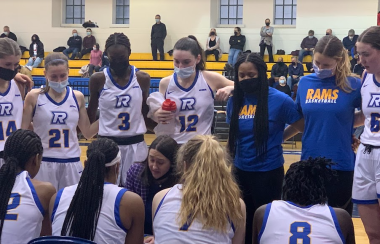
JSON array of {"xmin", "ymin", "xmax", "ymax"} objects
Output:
[{"xmin": 0, "ymin": 0, "xmax": 377, "ymax": 55}]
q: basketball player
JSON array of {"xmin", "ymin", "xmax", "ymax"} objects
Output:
[
  {"xmin": 50, "ymin": 138, "xmax": 144, "ymax": 244},
  {"xmin": 253, "ymin": 157, "xmax": 355, "ymax": 244},
  {"xmin": 151, "ymin": 36, "xmax": 234, "ymax": 144},
  {"xmin": 87, "ymin": 33, "xmax": 155, "ymax": 186},
  {"xmin": 21, "ymin": 53, "xmax": 99, "ymax": 190},
  {"xmin": 0, "ymin": 38, "xmax": 34, "ymax": 167},
  {"xmin": 0, "ymin": 129, "xmax": 56, "ymax": 244},
  {"xmin": 284, "ymin": 35, "xmax": 363, "ymax": 215},
  {"xmin": 153, "ymin": 135, "xmax": 245, "ymax": 244},
  {"xmin": 352, "ymin": 26, "xmax": 380, "ymax": 243}
]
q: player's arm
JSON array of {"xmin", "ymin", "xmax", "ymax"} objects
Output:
[
  {"xmin": 354, "ymin": 110, "xmax": 365, "ymax": 127},
  {"xmin": 87, "ymin": 72, "xmax": 105, "ymax": 123},
  {"xmin": 136, "ymin": 71, "xmax": 157, "ymax": 132},
  {"xmin": 121, "ymin": 192, "xmax": 145, "ymax": 244},
  {"xmin": 202, "ymin": 71, "xmax": 234, "ymax": 101},
  {"xmin": 74, "ymin": 90, "xmax": 99, "ymax": 139},
  {"xmin": 252, "ymin": 204, "xmax": 266, "ymax": 244},
  {"xmin": 14, "ymin": 73, "xmax": 34, "ymax": 99},
  {"xmin": 33, "ymin": 180, "xmax": 56, "ymax": 236},
  {"xmin": 334, "ymin": 208, "xmax": 356, "ymax": 244},
  {"xmin": 153, "ymin": 77, "xmax": 172, "ymax": 124},
  {"xmin": 283, "ymin": 118, "xmax": 304, "ymax": 142},
  {"xmin": 232, "ymin": 199, "xmax": 246, "ymax": 244},
  {"xmin": 21, "ymin": 89, "xmax": 39, "ymax": 130}
]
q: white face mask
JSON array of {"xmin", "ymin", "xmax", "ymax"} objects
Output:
[
  {"xmin": 93, "ymin": 47, "xmax": 96, "ymax": 50},
  {"xmin": 49, "ymin": 79, "xmax": 69, "ymax": 93},
  {"xmin": 174, "ymin": 65, "xmax": 196, "ymax": 79}
]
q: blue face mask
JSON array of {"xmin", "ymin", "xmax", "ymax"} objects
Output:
[
  {"xmin": 308, "ymin": 35, "xmax": 314, "ymax": 39},
  {"xmin": 313, "ymin": 63, "xmax": 335, "ymax": 79},
  {"xmin": 155, "ymin": 19, "xmax": 160, "ymax": 23},
  {"xmin": 87, "ymin": 32, "xmax": 91, "ymax": 36},
  {"xmin": 73, "ymin": 33, "xmax": 78, "ymax": 37},
  {"xmin": 174, "ymin": 65, "xmax": 195, "ymax": 79},
  {"xmin": 49, "ymin": 79, "xmax": 69, "ymax": 93},
  {"xmin": 279, "ymin": 79, "xmax": 286, "ymax": 84}
]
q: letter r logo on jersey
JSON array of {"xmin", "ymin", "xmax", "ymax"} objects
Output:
[
  {"xmin": 180, "ymin": 98, "xmax": 196, "ymax": 111},
  {"xmin": 0, "ymin": 103, "xmax": 13, "ymax": 116},
  {"xmin": 368, "ymin": 94, "xmax": 380, "ymax": 107},
  {"xmin": 115, "ymin": 95, "xmax": 131, "ymax": 108},
  {"xmin": 51, "ymin": 112, "xmax": 68, "ymax": 125}
]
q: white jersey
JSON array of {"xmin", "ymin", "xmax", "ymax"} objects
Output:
[
  {"xmin": 0, "ymin": 80, "xmax": 23, "ymax": 151},
  {"xmin": 1, "ymin": 171, "xmax": 44, "ymax": 244},
  {"xmin": 99, "ymin": 67, "xmax": 147, "ymax": 137},
  {"xmin": 360, "ymin": 73, "xmax": 380, "ymax": 146},
  {"xmin": 153, "ymin": 184, "xmax": 235, "ymax": 244},
  {"xmin": 33, "ymin": 87, "xmax": 81, "ymax": 161},
  {"xmin": 165, "ymin": 71, "xmax": 215, "ymax": 144},
  {"xmin": 259, "ymin": 201, "xmax": 344, "ymax": 244},
  {"xmin": 52, "ymin": 183, "xmax": 127, "ymax": 244}
]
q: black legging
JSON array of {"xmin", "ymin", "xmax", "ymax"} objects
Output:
[
  {"xmin": 325, "ymin": 170, "xmax": 354, "ymax": 215},
  {"xmin": 234, "ymin": 165, "xmax": 284, "ymax": 244},
  {"xmin": 88, "ymin": 64, "xmax": 100, "ymax": 76},
  {"xmin": 205, "ymin": 49, "xmax": 220, "ymax": 61}
]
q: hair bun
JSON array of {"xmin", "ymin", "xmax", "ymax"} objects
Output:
[{"xmin": 187, "ymin": 35, "xmax": 198, "ymax": 42}]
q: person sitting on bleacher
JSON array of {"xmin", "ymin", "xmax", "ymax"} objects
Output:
[
  {"xmin": 298, "ymin": 30, "xmax": 318, "ymax": 63},
  {"xmin": 226, "ymin": 27, "xmax": 245, "ymax": 67},
  {"xmin": 77, "ymin": 28, "xmax": 96, "ymax": 59},
  {"xmin": 99, "ymin": 51, "xmax": 109, "ymax": 72},
  {"xmin": 25, "ymin": 34, "xmax": 44, "ymax": 71},
  {"xmin": 205, "ymin": 28, "xmax": 222, "ymax": 62},
  {"xmin": 88, "ymin": 43, "xmax": 102, "ymax": 76},
  {"xmin": 287, "ymin": 57, "xmax": 304, "ymax": 90},
  {"xmin": 0, "ymin": 26, "xmax": 17, "ymax": 42},
  {"xmin": 269, "ymin": 56, "xmax": 288, "ymax": 87},
  {"xmin": 275, "ymin": 76, "xmax": 291, "ymax": 97},
  {"xmin": 63, "ymin": 29, "xmax": 82, "ymax": 60}
]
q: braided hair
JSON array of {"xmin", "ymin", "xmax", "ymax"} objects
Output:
[
  {"xmin": 105, "ymin": 33, "xmax": 131, "ymax": 54},
  {"xmin": 283, "ymin": 157, "xmax": 336, "ymax": 206},
  {"xmin": 61, "ymin": 138, "xmax": 119, "ymax": 241},
  {"xmin": 0, "ymin": 129, "xmax": 43, "ymax": 239},
  {"xmin": 228, "ymin": 53, "xmax": 269, "ymax": 159}
]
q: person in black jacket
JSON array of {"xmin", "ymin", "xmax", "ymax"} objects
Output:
[
  {"xmin": 275, "ymin": 76, "xmax": 291, "ymax": 97},
  {"xmin": 0, "ymin": 26, "xmax": 17, "ymax": 42},
  {"xmin": 151, "ymin": 14, "xmax": 167, "ymax": 61},
  {"xmin": 227, "ymin": 27, "xmax": 245, "ymax": 66},
  {"xmin": 63, "ymin": 29, "xmax": 82, "ymax": 60},
  {"xmin": 269, "ymin": 57, "xmax": 288, "ymax": 84},
  {"xmin": 25, "ymin": 34, "xmax": 44, "ymax": 70}
]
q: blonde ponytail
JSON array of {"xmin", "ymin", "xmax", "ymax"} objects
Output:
[
  {"xmin": 176, "ymin": 135, "xmax": 243, "ymax": 233},
  {"xmin": 335, "ymin": 49, "xmax": 352, "ymax": 93}
]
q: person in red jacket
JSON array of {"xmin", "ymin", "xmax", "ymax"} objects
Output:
[{"xmin": 377, "ymin": 11, "xmax": 380, "ymax": 26}]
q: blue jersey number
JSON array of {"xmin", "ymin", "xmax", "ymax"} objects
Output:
[
  {"xmin": 0, "ymin": 121, "xmax": 17, "ymax": 141},
  {"xmin": 118, "ymin": 113, "xmax": 130, "ymax": 131},
  {"xmin": 49, "ymin": 129, "xmax": 70, "ymax": 148},
  {"xmin": 371, "ymin": 113, "xmax": 380, "ymax": 133},
  {"xmin": 179, "ymin": 115, "xmax": 199, "ymax": 133},
  {"xmin": 6, "ymin": 193, "xmax": 21, "ymax": 221},
  {"xmin": 289, "ymin": 222, "xmax": 311, "ymax": 244},
  {"xmin": 179, "ymin": 216, "xmax": 193, "ymax": 231}
]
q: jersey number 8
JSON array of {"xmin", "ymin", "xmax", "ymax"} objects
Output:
[{"xmin": 289, "ymin": 222, "xmax": 311, "ymax": 244}]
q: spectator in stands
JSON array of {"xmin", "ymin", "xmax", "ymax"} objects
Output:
[
  {"xmin": 0, "ymin": 26, "xmax": 17, "ymax": 42},
  {"xmin": 287, "ymin": 56, "xmax": 304, "ymax": 89},
  {"xmin": 126, "ymin": 135, "xmax": 179, "ymax": 238},
  {"xmin": 306, "ymin": 62, "xmax": 315, "ymax": 73},
  {"xmin": 260, "ymin": 18, "xmax": 274, "ymax": 63},
  {"xmin": 151, "ymin": 14, "xmax": 167, "ymax": 61},
  {"xmin": 227, "ymin": 27, "xmax": 245, "ymax": 67},
  {"xmin": 88, "ymin": 43, "xmax": 102, "ymax": 76},
  {"xmin": 342, "ymin": 29, "xmax": 358, "ymax": 51},
  {"xmin": 353, "ymin": 59, "xmax": 364, "ymax": 77},
  {"xmin": 268, "ymin": 56, "xmax": 287, "ymax": 87},
  {"xmin": 275, "ymin": 76, "xmax": 291, "ymax": 97},
  {"xmin": 298, "ymin": 30, "xmax": 318, "ymax": 63},
  {"xmin": 205, "ymin": 28, "xmax": 222, "ymax": 62},
  {"xmin": 99, "ymin": 51, "xmax": 109, "ymax": 72},
  {"xmin": 326, "ymin": 29, "xmax": 333, "ymax": 36},
  {"xmin": 25, "ymin": 34, "xmax": 44, "ymax": 71},
  {"xmin": 77, "ymin": 28, "xmax": 96, "ymax": 59},
  {"xmin": 378, "ymin": 11, "xmax": 380, "ymax": 26},
  {"xmin": 63, "ymin": 29, "xmax": 82, "ymax": 60}
]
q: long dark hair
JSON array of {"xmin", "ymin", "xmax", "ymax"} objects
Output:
[
  {"xmin": 0, "ymin": 129, "xmax": 43, "ymax": 239},
  {"xmin": 228, "ymin": 53, "xmax": 269, "ymax": 158},
  {"xmin": 174, "ymin": 36, "xmax": 205, "ymax": 71},
  {"xmin": 283, "ymin": 157, "xmax": 336, "ymax": 205},
  {"xmin": 358, "ymin": 26, "xmax": 380, "ymax": 51},
  {"xmin": 61, "ymin": 138, "xmax": 119, "ymax": 240},
  {"xmin": 140, "ymin": 135, "xmax": 179, "ymax": 188}
]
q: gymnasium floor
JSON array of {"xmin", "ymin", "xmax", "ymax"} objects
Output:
[{"xmin": 79, "ymin": 136, "xmax": 369, "ymax": 243}]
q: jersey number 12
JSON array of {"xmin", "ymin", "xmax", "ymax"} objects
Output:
[{"xmin": 179, "ymin": 115, "xmax": 199, "ymax": 133}]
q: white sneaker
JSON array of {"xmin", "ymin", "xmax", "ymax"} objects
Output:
[{"xmin": 25, "ymin": 65, "xmax": 33, "ymax": 71}]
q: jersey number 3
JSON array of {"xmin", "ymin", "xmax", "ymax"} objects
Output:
[
  {"xmin": 6, "ymin": 193, "xmax": 20, "ymax": 221},
  {"xmin": 371, "ymin": 113, "xmax": 380, "ymax": 133},
  {"xmin": 289, "ymin": 222, "xmax": 311, "ymax": 244}
]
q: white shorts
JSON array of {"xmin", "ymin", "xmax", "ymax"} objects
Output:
[
  {"xmin": 118, "ymin": 141, "xmax": 148, "ymax": 187},
  {"xmin": 34, "ymin": 160, "xmax": 83, "ymax": 191},
  {"xmin": 352, "ymin": 144, "xmax": 380, "ymax": 204}
]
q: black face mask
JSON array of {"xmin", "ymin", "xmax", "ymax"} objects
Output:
[
  {"xmin": 210, "ymin": 32, "xmax": 216, "ymax": 36},
  {"xmin": 278, "ymin": 61, "xmax": 284, "ymax": 65},
  {"xmin": 109, "ymin": 60, "xmax": 129, "ymax": 77},
  {"xmin": 265, "ymin": 22, "xmax": 270, "ymax": 26},
  {"xmin": 0, "ymin": 67, "xmax": 17, "ymax": 81},
  {"xmin": 326, "ymin": 33, "xmax": 330, "ymax": 36},
  {"xmin": 292, "ymin": 62, "xmax": 296, "ymax": 66},
  {"xmin": 240, "ymin": 78, "xmax": 260, "ymax": 94},
  {"xmin": 234, "ymin": 31, "xmax": 238, "ymax": 36}
]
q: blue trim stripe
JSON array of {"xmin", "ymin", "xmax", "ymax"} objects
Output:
[
  {"xmin": 373, "ymin": 74, "xmax": 380, "ymax": 88},
  {"xmin": 352, "ymin": 198, "xmax": 378, "ymax": 204},
  {"xmin": 115, "ymin": 188, "xmax": 128, "ymax": 233},
  {"xmin": 107, "ymin": 66, "xmax": 135, "ymax": 90},
  {"xmin": 45, "ymin": 86, "xmax": 70, "ymax": 106},
  {"xmin": 42, "ymin": 157, "xmax": 80, "ymax": 163},
  {"xmin": 286, "ymin": 201, "xmax": 313, "ymax": 209},
  {"xmin": 258, "ymin": 203, "xmax": 272, "ymax": 242},
  {"xmin": 26, "ymin": 177, "xmax": 44, "ymax": 216},
  {"xmin": 0, "ymin": 80, "xmax": 12, "ymax": 96},
  {"xmin": 32, "ymin": 104, "xmax": 36, "ymax": 117},
  {"xmin": 329, "ymin": 207, "xmax": 346, "ymax": 244},
  {"xmin": 377, "ymin": 194, "xmax": 380, "ymax": 199},
  {"xmin": 71, "ymin": 88, "xmax": 80, "ymax": 112},
  {"xmin": 361, "ymin": 72, "xmax": 368, "ymax": 88},
  {"xmin": 173, "ymin": 70, "xmax": 199, "ymax": 92},
  {"xmin": 207, "ymin": 84, "xmax": 215, "ymax": 99},
  {"xmin": 51, "ymin": 188, "xmax": 64, "ymax": 222},
  {"xmin": 153, "ymin": 189, "xmax": 171, "ymax": 220}
]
